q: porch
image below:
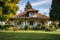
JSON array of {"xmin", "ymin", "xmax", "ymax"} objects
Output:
[{"xmin": 10, "ymin": 17, "xmax": 49, "ymax": 28}]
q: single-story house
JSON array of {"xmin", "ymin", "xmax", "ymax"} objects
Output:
[{"xmin": 9, "ymin": 9, "xmax": 50, "ymax": 28}]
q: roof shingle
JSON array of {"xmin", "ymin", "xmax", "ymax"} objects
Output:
[{"xmin": 11, "ymin": 9, "xmax": 50, "ymax": 20}]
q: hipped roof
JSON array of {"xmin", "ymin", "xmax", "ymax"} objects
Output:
[{"xmin": 10, "ymin": 9, "xmax": 50, "ymax": 20}]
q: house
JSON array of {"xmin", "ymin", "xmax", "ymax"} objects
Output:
[{"xmin": 9, "ymin": 9, "xmax": 50, "ymax": 28}]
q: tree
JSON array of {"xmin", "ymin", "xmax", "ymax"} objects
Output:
[
  {"xmin": 49, "ymin": 0, "xmax": 60, "ymax": 21},
  {"xmin": 49, "ymin": 0, "xmax": 60, "ymax": 26},
  {"xmin": 25, "ymin": 1, "xmax": 33, "ymax": 11},
  {"xmin": 0, "ymin": 0, "xmax": 19, "ymax": 21}
]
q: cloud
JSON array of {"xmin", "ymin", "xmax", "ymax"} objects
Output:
[
  {"xmin": 17, "ymin": 0, "xmax": 52, "ymax": 16},
  {"xmin": 17, "ymin": 5, "xmax": 25, "ymax": 14},
  {"xmin": 41, "ymin": 9, "xmax": 50, "ymax": 16},
  {"xmin": 31, "ymin": 0, "xmax": 52, "ymax": 6},
  {"xmin": 43, "ymin": 9, "xmax": 49, "ymax": 13}
]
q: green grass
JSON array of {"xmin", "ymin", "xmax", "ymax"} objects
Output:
[{"xmin": 0, "ymin": 31, "xmax": 60, "ymax": 40}]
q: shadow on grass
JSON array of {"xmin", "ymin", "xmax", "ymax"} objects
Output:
[{"xmin": 0, "ymin": 32, "xmax": 60, "ymax": 40}]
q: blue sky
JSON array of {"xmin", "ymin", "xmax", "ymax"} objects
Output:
[{"xmin": 17, "ymin": 0, "xmax": 52, "ymax": 16}]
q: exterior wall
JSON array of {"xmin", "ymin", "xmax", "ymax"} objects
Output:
[
  {"xmin": 27, "ymin": 21, "xmax": 38, "ymax": 28},
  {"xmin": 29, "ymin": 12, "xmax": 36, "ymax": 17},
  {"xmin": 43, "ymin": 21, "xmax": 52, "ymax": 26},
  {"xmin": 34, "ymin": 21, "xmax": 38, "ymax": 27},
  {"xmin": 46, "ymin": 21, "xmax": 52, "ymax": 26},
  {"xmin": 18, "ymin": 20, "xmax": 38, "ymax": 28},
  {"xmin": 0, "ymin": 21, "xmax": 5, "ymax": 25},
  {"xmin": 12, "ymin": 19, "xmax": 50, "ymax": 28}
]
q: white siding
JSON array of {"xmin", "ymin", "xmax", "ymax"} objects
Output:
[
  {"xmin": 17, "ymin": 20, "xmax": 51, "ymax": 28},
  {"xmin": 47, "ymin": 21, "xmax": 51, "ymax": 25},
  {"xmin": 23, "ymin": 21, "xmax": 25, "ymax": 28},
  {"xmin": 34, "ymin": 21, "xmax": 38, "ymax": 27},
  {"xmin": 29, "ymin": 12, "xmax": 36, "ymax": 17},
  {"xmin": 19, "ymin": 20, "xmax": 38, "ymax": 28}
]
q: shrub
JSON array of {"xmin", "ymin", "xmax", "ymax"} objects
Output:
[
  {"xmin": 0, "ymin": 25, "xmax": 3, "ymax": 30},
  {"xmin": 35, "ymin": 23, "xmax": 45, "ymax": 30},
  {"xmin": 41, "ymin": 25, "xmax": 45, "ymax": 30},
  {"xmin": 24, "ymin": 25, "xmax": 30, "ymax": 30},
  {"xmin": 13, "ymin": 26, "xmax": 19, "ymax": 31},
  {"xmin": 4, "ymin": 27, "xmax": 9, "ymax": 31},
  {"xmin": 8, "ymin": 26, "xmax": 13, "ymax": 31},
  {"xmin": 4, "ymin": 26, "xmax": 20, "ymax": 31},
  {"xmin": 1, "ymin": 24, "xmax": 13, "ymax": 30},
  {"xmin": 45, "ymin": 21, "xmax": 58, "ymax": 31},
  {"xmin": 45, "ymin": 24, "xmax": 56, "ymax": 31},
  {"xmin": 4, "ymin": 26, "xmax": 13, "ymax": 31},
  {"xmin": 52, "ymin": 22, "xmax": 58, "ymax": 29}
]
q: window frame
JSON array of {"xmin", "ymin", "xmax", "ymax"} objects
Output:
[{"xmin": 29, "ymin": 21, "xmax": 33, "ymax": 26}]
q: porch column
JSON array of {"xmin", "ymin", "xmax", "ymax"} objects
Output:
[
  {"xmin": 34, "ymin": 21, "xmax": 38, "ymax": 27},
  {"xmin": 23, "ymin": 21, "xmax": 25, "ymax": 28},
  {"xmin": 44, "ymin": 21, "xmax": 47, "ymax": 26},
  {"xmin": 25, "ymin": 18, "xmax": 28, "ymax": 25},
  {"xmin": 14, "ymin": 21, "xmax": 17, "ymax": 27}
]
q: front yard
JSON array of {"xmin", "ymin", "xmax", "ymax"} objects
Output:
[{"xmin": 0, "ymin": 31, "xmax": 60, "ymax": 40}]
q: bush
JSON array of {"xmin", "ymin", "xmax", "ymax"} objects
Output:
[
  {"xmin": 13, "ymin": 26, "xmax": 19, "ymax": 31},
  {"xmin": 52, "ymin": 22, "xmax": 58, "ymax": 29},
  {"xmin": 0, "ymin": 24, "xmax": 13, "ymax": 30},
  {"xmin": 45, "ymin": 25, "xmax": 56, "ymax": 31},
  {"xmin": 0, "ymin": 25, "xmax": 3, "ymax": 30},
  {"xmin": 8, "ymin": 26, "xmax": 13, "ymax": 31},
  {"xmin": 4, "ymin": 26, "xmax": 20, "ymax": 31},
  {"xmin": 35, "ymin": 23, "xmax": 45, "ymax": 30},
  {"xmin": 4, "ymin": 26, "xmax": 13, "ymax": 31},
  {"xmin": 45, "ymin": 21, "xmax": 58, "ymax": 31},
  {"xmin": 24, "ymin": 25, "xmax": 30, "ymax": 30},
  {"xmin": 41, "ymin": 25, "xmax": 45, "ymax": 30}
]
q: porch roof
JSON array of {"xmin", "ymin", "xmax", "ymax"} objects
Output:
[{"xmin": 10, "ymin": 17, "xmax": 50, "ymax": 21}]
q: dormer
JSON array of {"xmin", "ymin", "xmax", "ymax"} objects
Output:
[
  {"xmin": 26, "ymin": 9, "xmax": 38, "ymax": 17},
  {"xmin": 29, "ymin": 12, "xmax": 36, "ymax": 17}
]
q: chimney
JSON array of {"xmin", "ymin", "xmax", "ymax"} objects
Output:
[
  {"xmin": 20, "ymin": 10, "xmax": 22, "ymax": 12},
  {"xmin": 44, "ymin": 13, "xmax": 46, "ymax": 15}
]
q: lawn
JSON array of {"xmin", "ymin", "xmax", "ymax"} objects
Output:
[{"xmin": 0, "ymin": 31, "xmax": 60, "ymax": 40}]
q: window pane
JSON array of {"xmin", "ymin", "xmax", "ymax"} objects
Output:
[{"xmin": 30, "ymin": 21, "xmax": 33, "ymax": 25}]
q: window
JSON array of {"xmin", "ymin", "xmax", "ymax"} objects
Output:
[
  {"xmin": 20, "ymin": 21, "xmax": 21, "ymax": 24},
  {"xmin": 19, "ymin": 21, "xmax": 23, "ymax": 25},
  {"xmin": 29, "ymin": 12, "xmax": 35, "ymax": 17},
  {"xmin": 29, "ymin": 21, "xmax": 33, "ymax": 25}
]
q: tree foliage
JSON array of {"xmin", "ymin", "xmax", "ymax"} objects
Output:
[
  {"xmin": 49, "ymin": 0, "xmax": 60, "ymax": 21},
  {"xmin": 0, "ymin": 0, "xmax": 19, "ymax": 21},
  {"xmin": 25, "ymin": 1, "xmax": 33, "ymax": 11}
]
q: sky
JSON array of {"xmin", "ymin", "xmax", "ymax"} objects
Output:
[{"xmin": 17, "ymin": 0, "xmax": 52, "ymax": 16}]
